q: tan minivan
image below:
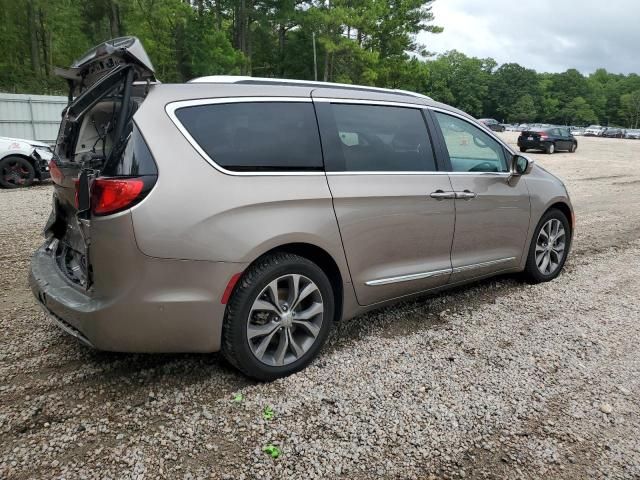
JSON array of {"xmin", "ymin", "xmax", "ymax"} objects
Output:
[{"xmin": 30, "ymin": 38, "xmax": 573, "ymax": 380}]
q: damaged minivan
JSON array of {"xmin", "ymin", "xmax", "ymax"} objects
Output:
[{"xmin": 31, "ymin": 37, "xmax": 574, "ymax": 380}]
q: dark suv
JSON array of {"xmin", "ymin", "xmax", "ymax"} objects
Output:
[{"xmin": 518, "ymin": 127, "xmax": 577, "ymax": 154}]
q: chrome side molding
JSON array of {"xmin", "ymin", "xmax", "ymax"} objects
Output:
[
  {"xmin": 366, "ymin": 257, "xmax": 517, "ymax": 286},
  {"xmin": 451, "ymin": 257, "xmax": 516, "ymax": 274},
  {"xmin": 365, "ymin": 268, "xmax": 451, "ymax": 286}
]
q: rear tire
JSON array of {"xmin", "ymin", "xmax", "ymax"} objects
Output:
[
  {"xmin": 545, "ymin": 143, "xmax": 555, "ymax": 154},
  {"xmin": 523, "ymin": 209, "xmax": 571, "ymax": 283},
  {"xmin": 519, "ymin": 147, "xmax": 527, "ymax": 153},
  {"xmin": 0, "ymin": 156, "xmax": 35, "ymax": 188},
  {"xmin": 222, "ymin": 253, "xmax": 334, "ymax": 381}
]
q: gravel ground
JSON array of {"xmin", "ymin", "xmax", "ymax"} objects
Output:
[{"xmin": 1, "ymin": 134, "xmax": 639, "ymax": 479}]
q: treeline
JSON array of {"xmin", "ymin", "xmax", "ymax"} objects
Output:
[
  {"xmin": 424, "ymin": 52, "xmax": 640, "ymax": 128},
  {"xmin": 1, "ymin": 0, "xmax": 639, "ymax": 128}
]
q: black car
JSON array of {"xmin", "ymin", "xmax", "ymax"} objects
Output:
[
  {"xmin": 602, "ymin": 127, "xmax": 625, "ymax": 138},
  {"xmin": 518, "ymin": 127, "xmax": 577, "ymax": 154},
  {"xmin": 478, "ymin": 118, "xmax": 506, "ymax": 132}
]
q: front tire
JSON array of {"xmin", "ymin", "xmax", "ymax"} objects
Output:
[
  {"xmin": 569, "ymin": 142, "xmax": 577, "ymax": 153},
  {"xmin": 0, "ymin": 156, "xmax": 35, "ymax": 188},
  {"xmin": 524, "ymin": 209, "xmax": 571, "ymax": 283},
  {"xmin": 222, "ymin": 253, "xmax": 334, "ymax": 381}
]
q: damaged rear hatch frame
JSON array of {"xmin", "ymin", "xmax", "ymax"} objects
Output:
[{"xmin": 46, "ymin": 36, "xmax": 155, "ymax": 291}]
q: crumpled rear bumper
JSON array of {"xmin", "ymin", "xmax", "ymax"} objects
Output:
[{"xmin": 29, "ymin": 242, "xmax": 246, "ymax": 353}]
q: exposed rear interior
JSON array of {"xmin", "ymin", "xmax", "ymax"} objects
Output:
[
  {"xmin": 74, "ymin": 100, "xmax": 123, "ymax": 160},
  {"xmin": 47, "ymin": 73, "xmax": 154, "ymax": 290}
]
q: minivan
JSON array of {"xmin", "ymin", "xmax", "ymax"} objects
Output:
[{"xmin": 30, "ymin": 38, "xmax": 574, "ymax": 380}]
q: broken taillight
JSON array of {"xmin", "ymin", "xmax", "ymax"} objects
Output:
[
  {"xmin": 90, "ymin": 177, "xmax": 146, "ymax": 216},
  {"xmin": 49, "ymin": 159, "xmax": 64, "ymax": 184}
]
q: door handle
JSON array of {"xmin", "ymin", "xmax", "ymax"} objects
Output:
[
  {"xmin": 456, "ymin": 190, "xmax": 477, "ymax": 200},
  {"xmin": 430, "ymin": 190, "xmax": 456, "ymax": 200}
]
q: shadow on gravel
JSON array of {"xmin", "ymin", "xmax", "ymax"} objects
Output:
[
  {"xmin": 328, "ymin": 272, "xmax": 525, "ymax": 351},
  {"xmin": 28, "ymin": 259, "xmax": 582, "ymax": 393},
  {"xmin": 50, "ymin": 271, "xmax": 532, "ymax": 384}
]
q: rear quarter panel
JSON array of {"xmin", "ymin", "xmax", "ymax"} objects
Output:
[{"xmin": 129, "ymin": 84, "xmax": 351, "ymax": 286}]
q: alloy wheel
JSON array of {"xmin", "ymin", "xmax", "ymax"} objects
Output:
[
  {"xmin": 1, "ymin": 159, "xmax": 31, "ymax": 186},
  {"xmin": 246, "ymin": 274, "xmax": 324, "ymax": 366},
  {"xmin": 535, "ymin": 219, "xmax": 566, "ymax": 275}
]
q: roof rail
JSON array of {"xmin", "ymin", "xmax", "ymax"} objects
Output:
[{"xmin": 188, "ymin": 75, "xmax": 433, "ymax": 101}]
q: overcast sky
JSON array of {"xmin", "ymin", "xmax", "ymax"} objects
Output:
[{"xmin": 418, "ymin": 0, "xmax": 640, "ymax": 74}]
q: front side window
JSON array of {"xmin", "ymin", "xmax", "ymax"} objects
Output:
[
  {"xmin": 175, "ymin": 102, "xmax": 323, "ymax": 171},
  {"xmin": 434, "ymin": 112, "xmax": 509, "ymax": 173},
  {"xmin": 327, "ymin": 104, "xmax": 436, "ymax": 172}
]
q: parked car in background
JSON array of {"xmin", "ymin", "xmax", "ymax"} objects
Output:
[
  {"xmin": 30, "ymin": 37, "xmax": 575, "ymax": 381},
  {"xmin": 625, "ymin": 129, "xmax": 640, "ymax": 139},
  {"xmin": 478, "ymin": 118, "xmax": 506, "ymax": 132},
  {"xmin": 584, "ymin": 125, "xmax": 606, "ymax": 136},
  {"xmin": 602, "ymin": 127, "xmax": 626, "ymax": 138},
  {"xmin": 570, "ymin": 127, "xmax": 585, "ymax": 136},
  {"xmin": 518, "ymin": 126, "xmax": 578, "ymax": 154},
  {"xmin": 0, "ymin": 136, "xmax": 52, "ymax": 188}
]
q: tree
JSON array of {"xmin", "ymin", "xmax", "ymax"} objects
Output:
[
  {"xmin": 510, "ymin": 94, "xmax": 537, "ymax": 123},
  {"xmin": 487, "ymin": 63, "xmax": 539, "ymax": 121},
  {"xmin": 424, "ymin": 50, "xmax": 493, "ymax": 117},
  {"xmin": 559, "ymin": 97, "xmax": 597, "ymax": 125},
  {"xmin": 0, "ymin": 0, "xmax": 638, "ymax": 130},
  {"xmin": 620, "ymin": 90, "xmax": 640, "ymax": 128}
]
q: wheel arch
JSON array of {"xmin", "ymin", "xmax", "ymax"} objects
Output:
[
  {"xmin": 519, "ymin": 198, "xmax": 574, "ymax": 271},
  {"xmin": 545, "ymin": 201, "xmax": 574, "ymax": 233},
  {"xmin": 243, "ymin": 242, "xmax": 345, "ymax": 324},
  {"xmin": 0, "ymin": 152, "xmax": 36, "ymax": 166}
]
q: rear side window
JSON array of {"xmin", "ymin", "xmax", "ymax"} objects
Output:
[
  {"xmin": 175, "ymin": 102, "xmax": 323, "ymax": 172},
  {"xmin": 323, "ymin": 104, "xmax": 436, "ymax": 172},
  {"xmin": 102, "ymin": 124, "xmax": 157, "ymax": 176}
]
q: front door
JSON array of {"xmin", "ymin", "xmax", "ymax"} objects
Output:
[
  {"xmin": 431, "ymin": 110, "xmax": 531, "ymax": 282},
  {"xmin": 314, "ymin": 98, "xmax": 455, "ymax": 306}
]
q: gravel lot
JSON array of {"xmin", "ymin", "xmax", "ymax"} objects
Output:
[{"xmin": 1, "ymin": 133, "xmax": 639, "ymax": 479}]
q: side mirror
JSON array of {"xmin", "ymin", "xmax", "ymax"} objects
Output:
[{"xmin": 511, "ymin": 154, "xmax": 534, "ymax": 176}]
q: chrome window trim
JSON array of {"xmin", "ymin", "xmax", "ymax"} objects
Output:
[
  {"xmin": 165, "ymin": 96, "xmax": 515, "ymax": 177},
  {"xmin": 326, "ymin": 171, "xmax": 510, "ymax": 176},
  {"xmin": 428, "ymin": 106, "xmax": 517, "ymax": 157},
  {"xmin": 165, "ymin": 96, "xmax": 325, "ymax": 177},
  {"xmin": 365, "ymin": 257, "xmax": 517, "ymax": 286}
]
